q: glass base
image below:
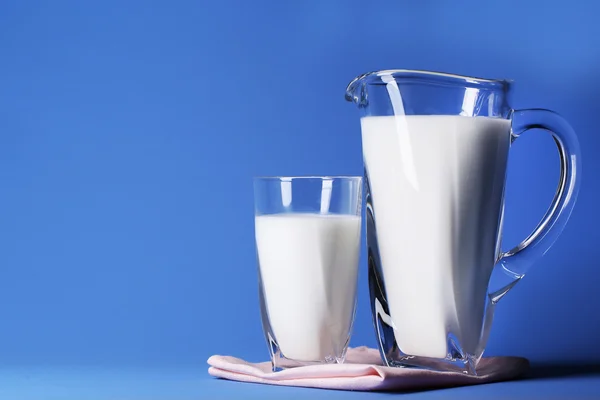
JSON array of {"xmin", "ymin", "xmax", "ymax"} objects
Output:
[
  {"xmin": 266, "ymin": 333, "xmax": 348, "ymax": 372},
  {"xmin": 258, "ymin": 267, "xmax": 354, "ymax": 373}
]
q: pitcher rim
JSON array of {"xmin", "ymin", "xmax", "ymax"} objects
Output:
[{"xmin": 345, "ymin": 69, "xmax": 510, "ymax": 101}]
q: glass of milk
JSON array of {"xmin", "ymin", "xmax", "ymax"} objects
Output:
[{"xmin": 253, "ymin": 176, "xmax": 362, "ymax": 371}]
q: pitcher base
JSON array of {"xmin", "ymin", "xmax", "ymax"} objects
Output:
[{"xmin": 384, "ymin": 352, "xmax": 478, "ymax": 375}]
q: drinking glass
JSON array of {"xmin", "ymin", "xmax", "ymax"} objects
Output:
[{"xmin": 253, "ymin": 176, "xmax": 362, "ymax": 371}]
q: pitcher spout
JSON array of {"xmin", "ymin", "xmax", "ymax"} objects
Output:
[{"xmin": 345, "ymin": 72, "xmax": 371, "ymax": 107}]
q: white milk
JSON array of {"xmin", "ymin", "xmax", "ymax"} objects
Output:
[
  {"xmin": 361, "ymin": 115, "xmax": 511, "ymax": 359},
  {"xmin": 255, "ymin": 213, "xmax": 361, "ymax": 362}
]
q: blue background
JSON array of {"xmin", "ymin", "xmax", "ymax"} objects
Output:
[{"xmin": 0, "ymin": 0, "xmax": 599, "ymax": 398}]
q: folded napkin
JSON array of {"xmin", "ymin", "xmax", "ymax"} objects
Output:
[{"xmin": 207, "ymin": 346, "xmax": 529, "ymax": 392}]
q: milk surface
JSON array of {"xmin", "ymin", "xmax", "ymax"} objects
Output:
[
  {"xmin": 255, "ymin": 213, "xmax": 361, "ymax": 362},
  {"xmin": 361, "ymin": 115, "xmax": 511, "ymax": 359}
]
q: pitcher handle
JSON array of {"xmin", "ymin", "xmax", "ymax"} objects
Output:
[{"xmin": 488, "ymin": 109, "xmax": 582, "ymax": 303}]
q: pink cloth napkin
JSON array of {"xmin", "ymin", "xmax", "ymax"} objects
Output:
[{"xmin": 207, "ymin": 346, "xmax": 529, "ymax": 392}]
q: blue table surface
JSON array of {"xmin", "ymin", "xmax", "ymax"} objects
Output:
[{"xmin": 0, "ymin": 364, "xmax": 597, "ymax": 399}]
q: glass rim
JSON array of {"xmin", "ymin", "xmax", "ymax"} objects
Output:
[{"xmin": 253, "ymin": 175, "xmax": 362, "ymax": 181}]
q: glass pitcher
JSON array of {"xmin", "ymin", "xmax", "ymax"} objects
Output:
[{"xmin": 345, "ymin": 70, "xmax": 581, "ymax": 375}]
